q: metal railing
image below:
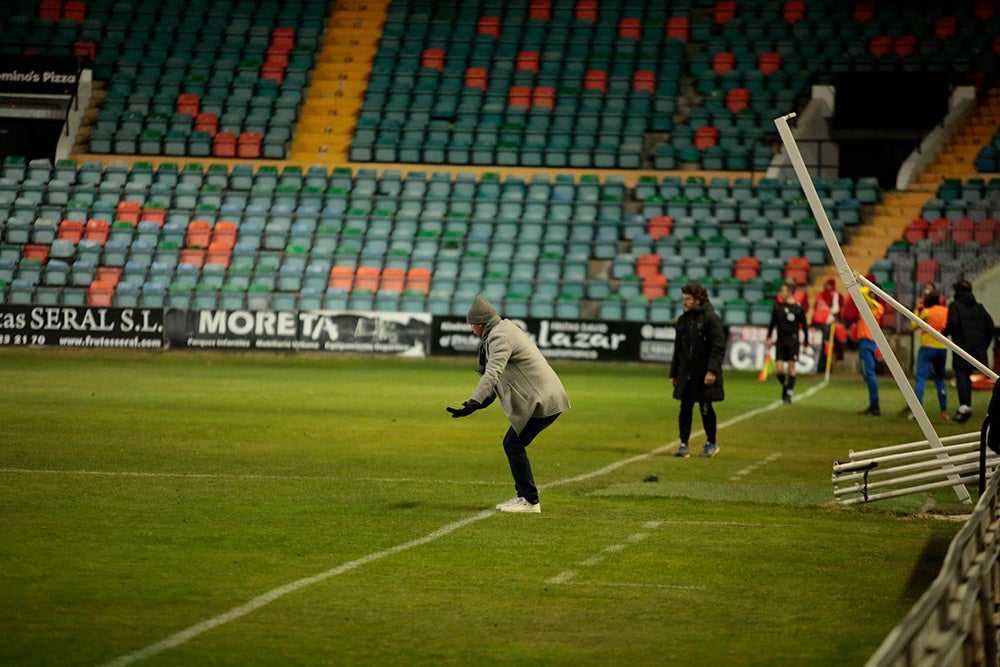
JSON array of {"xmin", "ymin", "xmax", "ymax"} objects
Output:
[{"xmin": 865, "ymin": 421, "xmax": 1000, "ymax": 666}]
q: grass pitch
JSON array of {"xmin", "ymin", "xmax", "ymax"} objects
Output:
[{"xmin": 0, "ymin": 348, "xmax": 978, "ymax": 665}]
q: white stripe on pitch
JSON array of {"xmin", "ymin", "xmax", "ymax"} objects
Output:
[
  {"xmin": 0, "ymin": 469, "xmax": 505, "ymax": 486},
  {"xmin": 540, "ymin": 381, "xmax": 826, "ymax": 490},
  {"xmin": 99, "ymin": 381, "xmax": 827, "ymax": 666}
]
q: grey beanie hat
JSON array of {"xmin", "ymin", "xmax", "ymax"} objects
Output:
[{"xmin": 466, "ymin": 295, "xmax": 498, "ymax": 324}]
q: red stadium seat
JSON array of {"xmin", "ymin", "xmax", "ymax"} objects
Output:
[
  {"xmin": 179, "ymin": 248, "xmax": 206, "ymax": 268},
  {"xmin": 115, "ymin": 201, "xmax": 140, "ymax": 225},
  {"xmin": 329, "ymin": 266, "xmax": 355, "ymax": 290},
  {"xmin": 94, "ymin": 266, "xmax": 122, "ymax": 287},
  {"xmin": 903, "ymin": 218, "xmax": 928, "ymax": 243},
  {"xmin": 575, "ymin": 0, "xmax": 597, "ymax": 21},
  {"xmin": 648, "ymin": 215, "xmax": 673, "ymax": 240},
  {"xmin": 464, "ymin": 67, "xmax": 488, "ymax": 90},
  {"xmin": 694, "ymin": 126, "xmax": 719, "ymax": 150},
  {"xmin": 632, "ymin": 70, "xmax": 655, "ymax": 92},
  {"xmin": 951, "ymin": 218, "xmax": 974, "ymax": 244},
  {"xmin": 186, "ymin": 220, "xmax": 212, "ymax": 248},
  {"xmin": 665, "ymin": 16, "xmax": 688, "ymax": 40},
  {"xmin": 237, "ymin": 132, "xmax": 261, "ymax": 158},
  {"xmin": 635, "ymin": 254, "xmax": 662, "ymax": 279},
  {"xmin": 531, "ymin": 86, "xmax": 555, "ymax": 110},
  {"xmin": 88, "ymin": 281, "xmax": 114, "ymax": 307},
  {"xmin": 84, "ymin": 218, "xmax": 109, "ymax": 245},
  {"xmin": 712, "ymin": 51, "xmax": 735, "ymax": 75},
  {"xmin": 584, "ymin": 69, "xmax": 608, "ymax": 93},
  {"xmin": 726, "ymin": 88, "xmax": 750, "ymax": 114},
  {"xmin": 529, "ymin": 0, "xmax": 551, "ymax": 20},
  {"xmin": 869, "ymin": 35, "xmax": 892, "ymax": 57},
  {"xmin": 194, "ymin": 113, "xmax": 218, "ymax": 136},
  {"xmin": 212, "ymin": 221, "xmax": 237, "ymax": 249},
  {"xmin": 205, "ymin": 242, "xmax": 232, "ymax": 268},
  {"xmin": 714, "ymin": 0, "xmax": 737, "ymax": 24},
  {"xmin": 854, "ymin": 0, "xmax": 875, "ymax": 22},
  {"xmin": 784, "ymin": 257, "xmax": 810, "ymax": 286},
  {"xmin": 58, "ymin": 219, "xmax": 84, "ymax": 243},
  {"xmin": 140, "ymin": 206, "xmax": 166, "ymax": 227},
  {"xmin": 734, "ymin": 256, "xmax": 760, "ymax": 282},
  {"xmin": 22, "ymin": 243, "xmax": 49, "ymax": 263},
  {"xmin": 758, "ymin": 52, "xmax": 782, "ymax": 75},
  {"xmin": 782, "ymin": 0, "xmax": 805, "ymax": 23},
  {"xmin": 176, "ymin": 93, "xmax": 200, "ymax": 116},
  {"xmin": 353, "ymin": 266, "xmax": 380, "ymax": 291},
  {"xmin": 516, "ymin": 51, "xmax": 540, "ymax": 73},
  {"xmin": 477, "ymin": 16, "xmax": 500, "ymax": 37},
  {"xmin": 508, "ymin": 86, "xmax": 532, "ymax": 108},
  {"xmin": 405, "ymin": 267, "xmax": 432, "ymax": 293},
  {"xmin": 618, "ymin": 17, "xmax": 641, "ymax": 39},
  {"xmin": 975, "ymin": 218, "xmax": 999, "ymax": 243},
  {"xmin": 916, "ymin": 259, "xmax": 939, "ymax": 285},
  {"xmin": 926, "ymin": 217, "xmax": 951, "ymax": 242},
  {"xmin": 213, "ymin": 132, "xmax": 237, "ymax": 157},
  {"xmin": 421, "ymin": 48, "xmax": 445, "ymax": 71},
  {"xmin": 642, "ymin": 273, "xmax": 668, "ymax": 300}
]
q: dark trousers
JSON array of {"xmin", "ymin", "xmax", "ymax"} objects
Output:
[
  {"xmin": 956, "ymin": 368, "xmax": 973, "ymax": 409},
  {"xmin": 678, "ymin": 384, "xmax": 717, "ymax": 445},
  {"xmin": 502, "ymin": 414, "xmax": 559, "ymax": 504}
]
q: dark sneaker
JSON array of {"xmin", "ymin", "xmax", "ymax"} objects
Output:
[
  {"xmin": 859, "ymin": 407, "xmax": 881, "ymax": 416},
  {"xmin": 675, "ymin": 443, "xmax": 690, "ymax": 458},
  {"xmin": 699, "ymin": 443, "xmax": 719, "ymax": 458},
  {"xmin": 955, "ymin": 410, "xmax": 972, "ymax": 423}
]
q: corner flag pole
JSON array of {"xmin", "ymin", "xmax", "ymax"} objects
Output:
[{"xmin": 774, "ymin": 113, "xmax": 971, "ymax": 503}]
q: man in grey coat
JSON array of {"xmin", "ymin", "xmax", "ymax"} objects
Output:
[{"xmin": 447, "ymin": 295, "xmax": 570, "ymax": 513}]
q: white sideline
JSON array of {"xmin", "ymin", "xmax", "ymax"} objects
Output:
[
  {"xmin": 0, "ymin": 469, "xmax": 506, "ymax": 486},
  {"xmin": 99, "ymin": 381, "xmax": 826, "ymax": 666}
]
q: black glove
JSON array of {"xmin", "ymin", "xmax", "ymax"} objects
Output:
[{"xmin": 446, "ymin": 399, "xmax": 483, "ymax": 418}]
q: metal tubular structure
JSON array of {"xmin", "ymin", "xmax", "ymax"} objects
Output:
[{"xmin": 773, "ymin": 113, "xmax": 974, "ymax": 503}]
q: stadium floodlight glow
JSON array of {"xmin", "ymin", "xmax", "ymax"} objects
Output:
[{"xmin": 774, "ymin": 112, "xmax": 998, "ymax": 504}]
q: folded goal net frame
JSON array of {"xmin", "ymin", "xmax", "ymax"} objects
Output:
[{"xmin": 774, "ymin": 113, "xmax": 998, "ymax": 504}]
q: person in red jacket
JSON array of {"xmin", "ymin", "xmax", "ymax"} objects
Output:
[{"xmin": 812, "ymin": 278, "xmax": 843, "ymax": 368}]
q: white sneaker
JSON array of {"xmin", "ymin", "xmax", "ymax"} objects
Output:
[
  {"xmin": 495, "ymin": 497, "xmax": 519, "ymax": 509},
  {"xmin": 495, "ymin": 497, "xmax": 541, "ymax": 513}
]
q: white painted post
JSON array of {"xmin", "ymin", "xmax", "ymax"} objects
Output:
[{"xmin": 774, "ymin": 113, "xmax": 971, "ymax": 503}]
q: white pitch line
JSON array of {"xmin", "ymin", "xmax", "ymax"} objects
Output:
[
  {"xmin": 0, "ymin": 469, "xmax": 505, "ymax": 486},
  {"xmin": 98, "ymin": 510, "xmax": 495, "ymax": 667},
  {"xmin": 99, "ymin": 381, "xmax": 827, "ymax": 666},
  {"xmin": 551, "ymin": 581, "xmax": 708, "ymax": 591},
  {"xmin": 539, "ymin": 381, "xmax": 827, "ymax": 490},
  {"xmin": 729, "ymin": 452, "xmax": 783, "ymax": 482},
  {"xmin": 545, "ymin": 571, "xmax": 578, "ymax": 584}
]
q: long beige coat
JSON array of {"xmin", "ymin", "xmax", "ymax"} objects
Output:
[{"xmin": 470, "ymin": 319, "xmax": 570, "ymax": 434}]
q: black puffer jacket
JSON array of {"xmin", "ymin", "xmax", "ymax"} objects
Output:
[
  {"xmin": 670, "ymin": 301, "xmax": 726, "ymax": 402},
  {"xmin": 943, "ymin": 291, "xmax": 995, "ymax": 371}
]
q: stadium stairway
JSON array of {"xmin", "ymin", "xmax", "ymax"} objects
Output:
[
  {"xmin": 808, "ymin": 190, "xmax": 932, "ymax": 308},
  {"xmin": 290, "ymin": 0, "xmax": 387, "ymax": 165},
  {"xmin": 912, "ymin": 85, "xmax": 1000, "ymax": 189}
]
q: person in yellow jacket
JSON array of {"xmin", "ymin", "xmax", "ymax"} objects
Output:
[
  {"xmin": 857, "ymin": 286, "xmax": 885, "ymax": 416},
  {"xmin": 910, "ymin": 287, "xmax": 950, "ymax": 420}
]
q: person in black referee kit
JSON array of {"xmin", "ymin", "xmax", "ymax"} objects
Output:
[{"xmin": 767, "ymin": 281, "xmax": 807, "ymax": 404}]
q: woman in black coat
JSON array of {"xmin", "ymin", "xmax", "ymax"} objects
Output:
[{"xmin": 670, "ymin": 282, "xmax": 726, "ymax": 458}]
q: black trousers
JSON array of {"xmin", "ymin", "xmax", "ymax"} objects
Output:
[
  {"xmin": 678, "ymin": 383, "xmax": 717, "ymax": 445},
  {"xmin": 502, "ymin": 414, "xmax": 560, "ymax": 504}
]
